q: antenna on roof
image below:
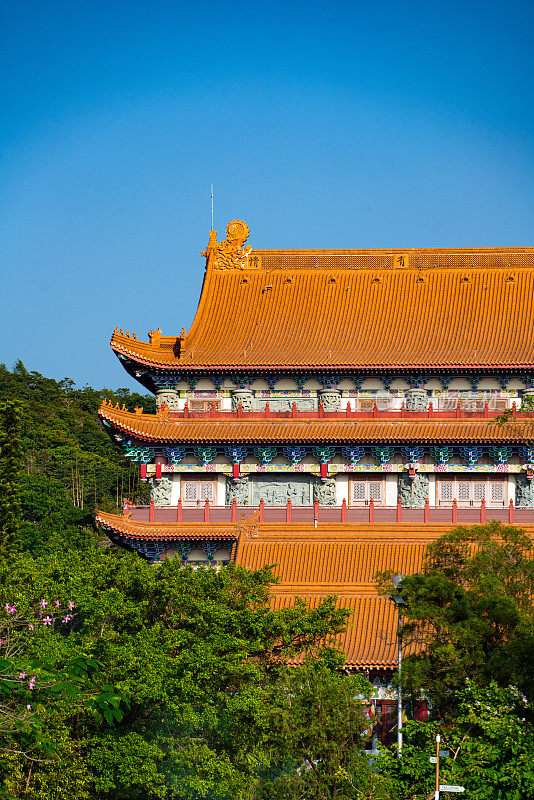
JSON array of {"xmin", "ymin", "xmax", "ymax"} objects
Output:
[{"xmin": 210, "ymin": 184, "xmax": 214, "ymax": 230}]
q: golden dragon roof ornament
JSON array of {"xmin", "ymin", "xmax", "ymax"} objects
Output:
[{"xmin": 202, "ymin": 220, "xmax": 252, "ymax": 270}]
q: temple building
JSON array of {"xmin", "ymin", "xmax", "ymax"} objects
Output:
[{"xmin": 97, "ymin": 221, "xmax": 534, "ymax": 736}]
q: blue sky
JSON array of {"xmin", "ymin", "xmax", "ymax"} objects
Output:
[{"xmin": 1, "ymin": 0, "xmax": 533, "ymax": 390}]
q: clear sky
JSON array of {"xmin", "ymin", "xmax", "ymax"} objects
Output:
[{"xmin": 1, "ymin": 0, "xmax": 533, "ymax": 391}]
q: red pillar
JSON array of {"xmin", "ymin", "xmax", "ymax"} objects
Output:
[
  {"xmin": 452, "ymin": 499, "xmax": 458, "ymax": 523},
  {"xmin": 509, "ymin": 499, "xmax": 514, "ymax": 524},
  {"xmin": 373, "ymin": 402, "xmax": 378, "ymax": 418},
  {"xmin": 318, "ymin": 402, "xmax": 324, "ymax": 418},
  {"xmin": 140, "ymin": 463, "xmax": 147, "ymax": 480},
  {"xmin": 149, "ymin": 499, "xmax": 155, "ymax": 522},
  {"xmin": 292, "ymin": 402, "xmax": 297, "ymax": 417},
  {"xmin": 480, "ymin": 498, "xmax": 486, "ymax": 523},
  {"xmin": 341, "ymin": 498, "xmax": 347, "ymax": 522},
  {"xmin": 314, "ymin": 498, "xmax": 319, "ymax": 522},
  {"xmin": 231, "ymin": 498, "xmax": 237, "ymax": 522},
  {"xmin": 396, "ymin": 497, "xmax": 402, "ymax": 522},
  {"xmin": 424, "ymin": 498, "xmax": 429, "ymax": 523},
  {"xmin": 177, "ymin": 498, "xmax": 182, "ymax": 522},
  {"xmin": 369, "ymin": 497, "xmax": 374, "ymax": 523},
  {"xmin": 286, "ymin": 498, "xmax": 292, "ymax": 523},
  {"xmin": 320, "ymin": 462, "xmax": 328, "ymax": 479},
  {"xmin": 204, "ymin": 498, "xmax": 210, "ymax": 522},
  {"xmin": 259, "ymin": 498, "xmax": 264, "ymax": 522},
  {"xmin": 232, "ymin": 463, "xmax": 240, "ymax": 479},
  {"xmin": 155, "ymin": 462, "xmax": 162, "ymax": 479},
  {"xmin": 346, "ymin": 402, "xmax": 351, "ymax": 418}
]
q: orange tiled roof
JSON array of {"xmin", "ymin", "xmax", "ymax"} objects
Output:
[
  {"xmin": 235, "ymin": 521, "xmax": 534, "ymax": 668},
  {"xmin": 95, "ymin": 510, "xmax": 241, "ymax": 540},
  {"xmin": 98, "ymin": 403, "xmax": 524, "ymax": 444},
  {"xmin": 96, "ymin": 517, "xmax": 534, "ymax": 668},
  {"xmin": 270, "ymin": 594, "xmax": 404, "ymax": 669},
  {"xmin": 234, "ymin": 523, "xmax": 440, "ymax": 588},
  {"xmin": 111, "ymin": 244, "xmax": 534, "ymax": 371}
]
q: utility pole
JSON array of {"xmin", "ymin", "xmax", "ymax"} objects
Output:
[
  {"xmin": 390, "ymin": 574, "xmax": 405, "ymax": 757},
  {"xmin": 434, "ymin": 734, "xmax": 440, "ymax": 800}
]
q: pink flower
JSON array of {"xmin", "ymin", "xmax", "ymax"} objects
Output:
[
  {"xmin": 0, "ymin": 638, "xmax": 3, "ymax": 647},
  {"xmin": 26, "ymin": 704, "xmax": 31, "ymax": 711},
  {"xmin": 28, "ymin": 624, "xmax": 34, "ymax": 631},
  {"xmin": 62, "ymin": 615, "xmax": 71, "ymax": 623},
  {"xmin": 68, "ymin": 601, "xmax": 74, "ymax": 610},
  {"xmin": 42, "ymin": 616, "xmax": 52, "ymax": 626},
  {"xmin": 40, "ymin": 599, "xmax": 47, "ymax": 609},
  {"xmin": 19, "ymin": 672, "xmax": 26, "ymax": 680},
  {"xmin": 54, "ymin": 600, "xmax": 60, "ymax": 607},
  {"xmin": 5, "ymin": 603, "xmax": 16, "ymax": 615},
  {"xmin": 28, "ymin": 676, "xmax": 36, "ymax": 690}
]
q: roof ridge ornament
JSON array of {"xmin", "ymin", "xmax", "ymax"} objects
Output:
[{"xmin": 203, "ymin": 220, "xmax": 252, "ymax": 270}]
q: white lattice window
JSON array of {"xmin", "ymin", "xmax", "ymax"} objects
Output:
[
  {"xmin": 351, "ymin": 479, "xmax": 384, "ymax": 506},
  {"xmin": 438, "ymin": 477, "xmax": 506, "ymax": 507},
  {"xmin": 181, "ymin": 480, "xmax": 216, "ymax": 506},
  {"xmin": 473, "ymin": 482, "xmax": 486, "ymax": 502},
  {"xmin": 491, "ymin": 482, "xmax": 504, "ymax": 503}
]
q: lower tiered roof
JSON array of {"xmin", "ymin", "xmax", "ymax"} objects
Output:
[{"xmin": 96, "ymin": 515, "xmax": 534, "ymax": 669}]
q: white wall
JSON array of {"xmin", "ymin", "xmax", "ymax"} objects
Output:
[
  {"xmin": 428, "ymin": 473, "xmax": 436, "ymax": 505},
  {"xmin": 170, "ymin": 474, "xmax": 181, "ymax": 505},
  {"xmin": 336, "ymin": 473, "xmax": 349, "ymax": 506},
  {"xmin": 385, "ymin": 474, "xmax": 398, "ymax": 505}
]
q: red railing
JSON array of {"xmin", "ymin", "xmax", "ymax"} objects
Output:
[
  {"xmin": 136, "ymin": 498, "xmax": 527, "ymax": 526},
  {"xmin": 166, "ymin": 400, "xmax": 515, "ymax": 422}
]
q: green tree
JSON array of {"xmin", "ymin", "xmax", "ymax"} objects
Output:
[
  {"xmin": 378, "ymin": 521, "xmax": 534, "ymax": 719},
  {"xmin": 0, "ymin": 400, "xmax": 24, "ymax": 552},
  {"xmin": 1, "ymin": 546, "xmax": 360, "ymax": 799},
  {"xmin": 380, "ymin": 682, "xmax": 534, "ymax": 800},
  {"xmin": 260, "ymin": 658, "xmax": 393, "ymax": 799}
]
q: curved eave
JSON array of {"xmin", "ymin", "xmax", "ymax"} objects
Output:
[
  {"xmin": 110, "ymin": 333, "xmax": 534, "ymax": 374},
  {"xmin": 98, "ymin": 406, "xmax": 529, "ymax": 446},
  {"xmin": 96, "ymin": 511, "xmax": 241, "ymax": 541}
]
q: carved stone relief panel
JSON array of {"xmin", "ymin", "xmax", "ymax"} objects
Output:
[
  {"xmin": 257, "ymin": 398, "xmax": 316, "ymax": 412},
  {"xmin": 231, "ymin": 389, "xmax": 254, "ymax": 411},
  {"xmin": 151, "ymin": 476, "xmax": 173, "ymax": 506},
  {"xmin": 225, "ymin": 476, "xmax": 250, "ymax": 505},
  {"xmin": 521, "ymin": 389, "xmax": 534, "ymax": 409},
  {"xmin": 318, "ymin": 389, "xmax": 341, "ymax": 412},
  {"xmin": 404, "ymin": 388, "xmax": 429, "ymax": 411},
  {"xmin": 516, "ymin": 474, "xmax": 534, "ymax": 507},
  {"xmin": 251, "ymin": 474, "xmax": 312, "ymax": 505},
  {"xmin": 313, "ymin": 477, "xmax": 337, "ymax": 506},
  {"xmin": 397, "ymin": 472, "xmax": 429, "ymax": 508},
  {"xmin": 156, "ymin": 389, "xmax": 180, "ymax": 410}
]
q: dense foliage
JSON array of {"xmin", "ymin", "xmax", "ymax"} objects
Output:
[
  {"xmin": 0, "ymin": 365, "xmax": 387, "ymax": 798},
  {"xmin": 0, "ymin": 547, "xmax": 386, "ymax": 799},
  {"xmin": 0, "ymin": 361, "xmax": 154, "ymax": 554}
]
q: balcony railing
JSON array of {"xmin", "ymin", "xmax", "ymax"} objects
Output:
[
  {"xmin": 165, "ymin": 399, "xmax": 517, "ymax": 421},
  {"xmin": 125, "ymin": 497, "xmax": 531, "ymax": 526}
]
